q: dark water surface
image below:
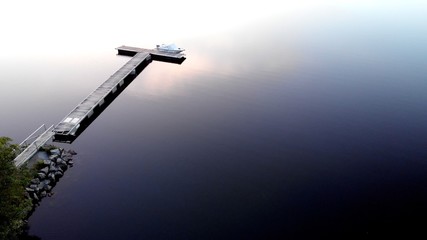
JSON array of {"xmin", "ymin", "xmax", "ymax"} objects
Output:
[{"xmin": 2, "ymin": 2, "xmax": 427, "ymax": 239}]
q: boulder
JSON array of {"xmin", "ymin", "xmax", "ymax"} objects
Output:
[
  {"xmin": 37, "ymin": 182, "xmax": 45, "ymax": 190},
  {"xmin": 62, "ymin": 157, "xmax": 72, "ymax": 163},
  {"xmin": 48, "ymin": 173, "xmax": 56, "ymax": 182},
  {"xmin": 50, "ymin": 149, "xmax": 61, "ymax": 155},
  {"xmin": 49, "ymin": 154, "xmax": 59, "ymax": 161},
  {"xmin": 62, "ymin": 153, "xmax": 72, "ymax": 160},
  {"xmin": 29, "ymin": 184, "xmax": 38, "ymax": 189},
  {"xmin": 43, "ymin": 159, "xmax": 52, "ymax": 166},
  {"xmin": 58, "ymin": 164, "xmax": 68, "ymax": 171},
  {"xmin": 55, "ymin": 171, "xmax": 63, "ymax": 178},
  {"xmin": 31, "ymin": 178, "xmax": 40, "ymax": 184},
  {"xmin": 37, "ymin": 172, "xmax": 46, "ymax": 180},
  {"xmin": 32, "ymin": 193, "xmax": 39, "ymax": 201},
  {"xmin": 26, "ymin": 187, "xmax": 35, "ymax": 192},
  {"xmin": 56, "ymin": 158, "xmax": 64, "ymax": 165},
  {"xmin": 44, "ymin": 185, "xmax": 52, "ymax": 192},
  {"xmin": 40, "ymin": 191, "xmax": 47, "ymax": 198},
  {"xmin": 67, "ymin": 161, "xmax": 74, "ymax": 166},
  {"xmin": 68, "ymin": 149, "xmax": 77, "ymax": 155},
  {"xmin": 39, "ymin": 167, "xmax": 49, "ymax": 174},
  {"xmin": 56, "ymin": 167, "xmax": 64, "ymax": 174},
  {"xmin": 49, "ymin": 166, "xmax": 58, "ymax": 173}
]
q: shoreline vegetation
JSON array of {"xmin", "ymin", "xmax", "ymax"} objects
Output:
[
  {"xmin": 0, "ymin": 136, "xmax": 76, "ymax": 240},
  {"xmin": 0, "ymin": 137, "xmax": 32, "ymax": 240}
]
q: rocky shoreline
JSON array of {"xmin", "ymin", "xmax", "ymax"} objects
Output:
[{"xmin": 24, "ymin": 148, "xmax": 76, "ymax": 204}]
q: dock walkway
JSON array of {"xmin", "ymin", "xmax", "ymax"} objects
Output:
[
  {"xmin": 13, "ymin": 45, "xmax": 185, "ymax": 162},
  {"xmin": 14, "ymin": 125, "xmax": 55, "ymax": 167},
  {"xmin": 53, "ymin": 52, "xmax": 151, "ymax": 136},
  {"xmin": 50, "ymin": 45, "xmax": 185, "ymax": 141}
]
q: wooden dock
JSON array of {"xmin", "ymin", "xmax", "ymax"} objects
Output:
[
  {"xmin": 12, "ymin": 45, "xmax": 185, "ymax": 163},
  {"xmin": 53, "ymin": 52, "xmax": 151, "ymax": 137},
  {"xmin": 53, "ymin": 46, "xmax": 186, "ymax": 140}
]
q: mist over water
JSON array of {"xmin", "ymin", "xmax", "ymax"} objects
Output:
[{"xmin": 1, "ymin": 1, "xmax": 427, "ymax": 239}]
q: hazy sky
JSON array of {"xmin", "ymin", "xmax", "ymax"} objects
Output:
[
  {"xmin": 0, "ymin": 0, "xmax": 425, "ymax": 57},
  {"xmin": 0, "ymin": 0, "xmax": 286, "ymax": 53}
]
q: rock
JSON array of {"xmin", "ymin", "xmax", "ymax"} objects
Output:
[
  {"xmin": 62, "ymin": 153, "xmax": 72, "ymax": 159},
  {"xmin": 37, "ymin": 172, "xmax": 46, "ymax": 179},
  {"xmin": 56, "ymin": 167, "xmax": 64, "ymax": 173},
  {"xmin": 48, "ymin": 173, "xmax": 56, "ymax": 182},
  {"xmin": 58, "ymin": 164, "xmax": 68, "ymax": 171},
  {"xmin": 32, "ymin": 193, "xmax": 39, "ymax": 201},
  {"xmin": 31, "ymin": 178, "xmax": 40, "ymax": 184},
  {"xmin": 43, "ymin": 159, "xmax": 52, "ymax": 165},
  {"xmin": 49, "ymin": 166, "xmax": 58, "ymax": 173},
  {"xmin": 24, "ymin": 191, "xmax": 31, "ymax": 199},
  {"xmin": 63, "ymin": 158, "xmax": 72, "ymax": 163},
  {"xmin": 68, "ymin": 149, "xmax": 77, "ymax": 155},
  {"xmin": 56, "ymin": 158, "xmax": 64, "ymax": 165},
  {"xmin": 67, "ymin": 160, "xmax": 74, "ymax": 166},
  {"xmin": 50, "ymin": 149, "xmax": 61, "ymax": 155},
  {"xmin": 38, "ymin": 180, "xmax": 53, "ymax": 192},
  {"xmin": 49, "ymin": 154, "xmax": 59, "ymax": 161},
  {"xmin": 37, "ymin": 182, "xmax": 45, "ymax": 190},
  {"xmin": 26, "ymin": 187, "xmax": 35, "ymax": 192},
  {"xmin": 40, "ymin": 191, "xmax": 47, "ymax": 198},
  {"xmin": 44, "ymin": 185, "xmax": 52, "ymax": 192},
  {"xmin": 39, "ymin": 167, "xmax": 49, "ymax": 174},
  {"xmin": 55, "ymin": 171, "xmax": 63, "ymax": 178},
  {"xmin": 29, "ymin": 184, "xmax": 38, "ymax": 189}
]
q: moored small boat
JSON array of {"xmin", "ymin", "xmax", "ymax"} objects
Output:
[{"xmin": 156, "ymin": 43, "xmax": 185, "ymax": 54}]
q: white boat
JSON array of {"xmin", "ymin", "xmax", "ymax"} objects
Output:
[{"xmin": 156, "ymin": 43, "xmax": 185, "ymax": 54}]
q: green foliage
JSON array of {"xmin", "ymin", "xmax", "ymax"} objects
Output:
[
  {"xmin": 0, "ymin": 137, "xmax": 33, "ymax": 240},
  {"xmin": 33, "ymin": 160, "xmax": 45, "ymax": 172},
  {"xmin": 40, "ymin": 145, "xmax": 56, "ymax": 152}
]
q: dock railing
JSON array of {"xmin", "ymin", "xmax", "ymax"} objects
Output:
[
  {"xmin": 14, "ymin": 124, "xmax": 55, "ymax": 167},
  {"xmin": 19, "ymin": 124, "xmax": 48, "ymax": 149}
]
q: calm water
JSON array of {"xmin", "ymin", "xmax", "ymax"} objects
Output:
[{"xmin": 2, "ymin": 1, "xmax": 427, "ymax": 239}]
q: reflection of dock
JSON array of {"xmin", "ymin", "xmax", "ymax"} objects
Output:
[{"xmin": 52, "ymin": 46, "xmax": 186, "ymax": 143}]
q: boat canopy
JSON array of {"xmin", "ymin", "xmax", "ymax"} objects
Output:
[
  {"xmin": 156, "ymin": 43, "xmax": 185, "ymax": 53},
  {"xmin": 157, "ymin": 43, "xmax": 179, "ymax": 50}
]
